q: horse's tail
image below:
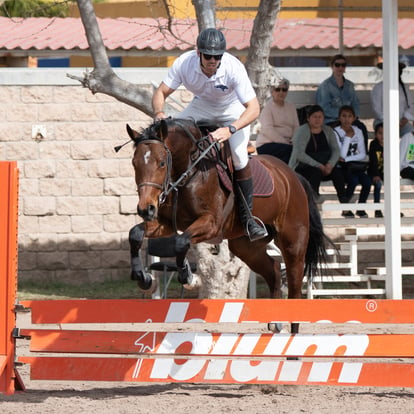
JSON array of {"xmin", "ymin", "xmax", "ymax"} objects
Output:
[{"xmin": 296, "ymin": 173, "xmax": 337, "ymax": 280}]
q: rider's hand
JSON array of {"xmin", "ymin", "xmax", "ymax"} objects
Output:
[
  {"xmin": 210, "ymin": 127, "xmax": 232, "ymax": 144},
  {"xmin": 154, "ymin": 111, "xmax": 166, "ymax": 121}
]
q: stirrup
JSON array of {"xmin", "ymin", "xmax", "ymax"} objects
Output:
[{"xmin": 245, "ymin": 216, "xmax": 268, "ymax": 242}]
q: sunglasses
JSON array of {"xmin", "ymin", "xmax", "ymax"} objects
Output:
[
  {"xmin": 334, "ymin": 62, "xmax": 347, "ymax": 68},
  {"xmin": 274, "ymin": 87, "xmax": 288, "ymax": 92},
  {"xmin": 203, "ymin": 53, "xmax": 223, "ymax": 61}
]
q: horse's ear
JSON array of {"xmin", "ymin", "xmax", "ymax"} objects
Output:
[
  {"xmin": 159, "ymin": 119, "xmax": 169, "ymax": 140},
  {"xmin": 126, "ymin": 124, "xmax": 138, "ymax": 139}
]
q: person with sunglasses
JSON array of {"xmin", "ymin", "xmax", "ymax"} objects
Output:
[
  {"xmin": 255, "ymin": 78, "xmax": 299, "ymax": 164},
  {"xmin": 316, "ymin": 55, "xmax": 361, "ymax": 125},
  {"xmin": 316, "ymin": 54, "xmax": 368, "ymax": 153},
  {"xmin": 152, "ymin": 28, "xmax": 267, "ymax": 241}
]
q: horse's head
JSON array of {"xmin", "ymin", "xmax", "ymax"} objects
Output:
[
  {"xmin": 129, "ymin": 119, "xmax": 206, "ymax": 222},
  {"xmin": 128, "ymin": 120, "xmax": 171, "ymax": 221}
]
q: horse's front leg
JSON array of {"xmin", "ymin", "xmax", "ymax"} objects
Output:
[
  {"xmin": 129, "ymin": 223, "xmax": 154, "ymax": 291},
  {"xmin": 174, "ymin": 233, "xmax": 196, "ymax": 287},
  {"xmin": 174, "ymin": 214, "xmax": 221, "ymax": 288}
]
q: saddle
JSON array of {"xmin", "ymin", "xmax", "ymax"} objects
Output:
[{"xmin": 197, "ymin": 123, "xmax": 273, "ymax": 197}]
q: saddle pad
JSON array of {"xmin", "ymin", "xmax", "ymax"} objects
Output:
[
  {"xmin": 250, "ymin": 156, "xmax": 274, "ymax": 197},
  {"xmin": 217, "ymin": 156, "xmax": 274, "ymax": 197}
]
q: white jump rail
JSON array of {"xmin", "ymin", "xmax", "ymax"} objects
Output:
[
  {"xmin": 306, "ymin": 225, "xmax": 414, "ymax": 298},
  {"xmin": 249, "ymin": 241, "xmax": 383, "ymax": 299}
]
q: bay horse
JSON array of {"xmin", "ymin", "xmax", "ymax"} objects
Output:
[{"xmin": 127, "ymin": 118, "xmax": 332, "ymax": 332}]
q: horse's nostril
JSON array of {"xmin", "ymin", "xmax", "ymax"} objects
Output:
[{"xmin": 137, "ymin": 205, "xmax": 157, "ymax": 221}]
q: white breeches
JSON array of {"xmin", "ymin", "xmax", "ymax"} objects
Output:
[{"xmin": 179, "ymin": 98, "xmax": 250, "ymax": 170}]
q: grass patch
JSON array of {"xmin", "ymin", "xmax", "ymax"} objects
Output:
[
  {"xmin": 17, "ymin": 276, "xmax": 272, "ymax": 301},
  {"xmin": 18, "ymin": 279, "xmax": 146, "ymax": 300},
  {"xmin": 17, "ymin": 278, "xmax": 198, "ymax": 300}
]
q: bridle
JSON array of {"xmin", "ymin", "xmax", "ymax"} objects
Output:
[
  {"xmin": 135, "ymin": 138, "xmax": 173, "ymax": 204},
  {"xmin": 134, "ymin": 122, "xmax": 217, "ymax": 230},
  {"xmin": 135, "ymin": 131, "xmax": 216, "ymax": 202}
]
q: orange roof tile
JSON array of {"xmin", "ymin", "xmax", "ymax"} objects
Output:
[{"xmin": 0, "ymin": 17, "xmax": 413, "ymax": 57}]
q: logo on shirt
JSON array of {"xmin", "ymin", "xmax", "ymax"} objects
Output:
[
  {"xmin": 215, "ymin": 84, "xmax": 228, "ymax": 91},
  {"xmin": 407, "ymin": 144, "xmax": 414, "ymax": 162}
]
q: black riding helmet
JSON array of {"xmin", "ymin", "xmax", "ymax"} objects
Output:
[{"xmin": 196, "ymin": 28, "xmax": 226, "ymax": 55}]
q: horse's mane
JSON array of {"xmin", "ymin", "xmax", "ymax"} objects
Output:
[{"xmin": 136, "ymin": 118, "xmax": 200, "ymax": 145}]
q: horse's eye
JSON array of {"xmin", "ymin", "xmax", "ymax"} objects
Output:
[{"xmin": 160, "ymin": 160, "xmax": 166, "ymax": 168}]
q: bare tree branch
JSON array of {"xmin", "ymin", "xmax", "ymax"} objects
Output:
[{"xmin": 71, "ymin": 0, "xmax": 170, "ymax": 116}]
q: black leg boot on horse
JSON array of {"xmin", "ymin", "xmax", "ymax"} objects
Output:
[{"xmin": 235, "ymin": 165, "xmax": 268, "ymax": 242}]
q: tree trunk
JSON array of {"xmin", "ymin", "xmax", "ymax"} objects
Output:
[
  {"xmin": 245, "ymin": 0, "xmax": 281, "ymax": 108},
  {"xmin": 192, "ymin": 0, "xmax": 216, "ymax": 31},
  {"xmin": 193, "ymin": 242, "xmax": 250, "ymax": 299}
]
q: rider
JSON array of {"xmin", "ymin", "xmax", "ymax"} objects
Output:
[{"xmin": 152, "ymin": 28, "xmax": 267, "ymax": 241}]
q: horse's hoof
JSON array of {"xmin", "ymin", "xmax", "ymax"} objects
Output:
[
  {"xmin": 177, "ymin": 270, "xmax": 188, "ymax": 285},
  {"xmin": 177, "ymin": 259, "xmax": 192, "ymax": 285},
  {"xmin": 183, "ymin": 274, "xmax": 202, "ymax": 291},
  {"xmin": 136, "ymin": 272, "xmax": 155, "ymax": 292}
]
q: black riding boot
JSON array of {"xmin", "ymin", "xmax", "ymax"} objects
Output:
[{"xmin": 235, "ymin": 166, "xmax": 268, "ymax": 242}]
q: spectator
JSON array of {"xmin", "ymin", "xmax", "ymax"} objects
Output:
[
  {"xmin": 289, "ymin": 105, "xmax": 347, "ymax": 203},
  {"xmin": 334, "ymin": 105, "xmax": 371, "ymax": 218},
  {"xmin": 256, "ymin": 78, "xmax": 299, "ymax": 164},
  {"xmin": 316, "ymin": 54, "xmax": 368, "ymax": 148},
  {"xmin": 400, "ymin": 129, "xmax": 414, "ymax": 180},
  {"xmin": 368, "ymin": 123, "xmax": 384, "ymax": 218},
  {"xmin": 371, "ymin": 59, "xmax": 414, "ymax": 137}
]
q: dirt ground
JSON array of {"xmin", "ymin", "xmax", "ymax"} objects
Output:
[{"xmin": 1, "ymin": 314, "xmax": 414, "ymax": 414}]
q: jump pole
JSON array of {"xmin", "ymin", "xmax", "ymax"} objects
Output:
[{"xmin": 0, "ymin": 161, "xmax": 24, "ymax": 394}]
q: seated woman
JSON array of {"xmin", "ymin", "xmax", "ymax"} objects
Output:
[
  {"xmin": 289, "ymin": 105, "xmax": 347, "ymax": 203},
  {"xmin": 255, "ymin": 78, "xmax": 299, "ymax": 164}
]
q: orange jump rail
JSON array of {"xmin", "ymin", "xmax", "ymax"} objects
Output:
[
  {"xmin": 15, "ymin": 298, "xmax": 414, "ymax": 389},
  {"xmin": 0, "ymin": 161, "xmax": 24, "ymax": 395}
]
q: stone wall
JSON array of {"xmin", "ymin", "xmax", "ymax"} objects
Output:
[
  {"xmin": 1, "ymin": 67, "xmax": 412, "ymax": 284},
  {"xmin": 0, "ymin": 69, "xmax": 169, "ymax": 284}
]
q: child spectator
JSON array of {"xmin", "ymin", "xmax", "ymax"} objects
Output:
[
  {"xmin": 368, "ymin": 123, "xmax": 384, "ymax": 218},
  {"xmin": 334, "ymin": 105, "xmax": 371, "ymax": 218},
  {"xmin": 400, "ymin": 130, "xmax": 414, "ymax": 180}
]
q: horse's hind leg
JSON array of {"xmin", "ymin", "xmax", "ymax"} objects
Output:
[
  {"xmin": 278, "ymin": 229, "xmax": 309, "ymax": 334},
  {"xmin": 228, "ymin": 237, "xmax": 282, "ymax": 298}
]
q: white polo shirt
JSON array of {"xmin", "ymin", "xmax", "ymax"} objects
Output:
[{"xmin": 164, "ymin": 51, "xmax": 256, "ymax": 107}]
